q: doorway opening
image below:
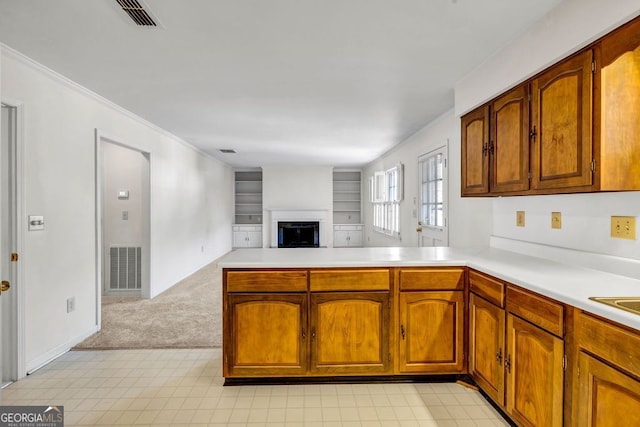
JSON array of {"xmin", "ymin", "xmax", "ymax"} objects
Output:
[
  {"xmin": 1, "ymin": 102, "xmax": 25, "ymax": 385},
  {"xmin": 96, "ymin": 133, "xmax": 151, "ymax": 333}
]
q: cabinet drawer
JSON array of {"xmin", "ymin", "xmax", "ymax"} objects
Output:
[
  {"xmin": 226, "ymin": 270, "xmax": 308, "ymax": 292},
  {"xmin": 399, "ymin": 268, "xmax": 464, "ymax": 291},
  {"xmin": 576, "ymin": 310, "xmax": 640, "ymax": 377},
  {"xmin": 310, "ymin": 269, "xmax": 389, "ymax": 291},
  {"xmin": 469, "ymin": 270, "xmax": 505, "ymax": 307},
  {"xmin": 507, "ymin": 286, "xmax": 564, "ymax": 337}
]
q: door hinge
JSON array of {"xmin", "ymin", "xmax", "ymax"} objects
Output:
[
  {"xmin": 11, "ymin": 253, "xmax": 18, "ymax": 262},
  {"xmin": 591, "ymin": 159, "xmax": 596, "ymax": 173},
  {"xmin": 577, "ymin": 366, "xmax": 580, "ymax": 378},
  {"xmin": 529, "ymin": 126, "xmax": 537, "ymax": 141},
  {"xmin": 444, "ymin": 158, "xmax": 447, "ymax": 168},
  {"xmin": 563, "ymin": 354, "xmax": 567, "ymax": 371},
  {"xmin": 528, "ymin": 172, "xmax": 532, "ymax": 181},
  {"xmin": 592, "ymin": 60, "xmax": 596, "ymax": 73}
]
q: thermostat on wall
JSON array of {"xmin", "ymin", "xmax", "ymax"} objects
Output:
[{"xmin": 118, "ymin": 190, "xmax": 129, "ymax": 200}]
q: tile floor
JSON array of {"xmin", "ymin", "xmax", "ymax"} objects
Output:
[{"xmin": 1, "ymin": 348, "xmax": 511, "ymax": 426}]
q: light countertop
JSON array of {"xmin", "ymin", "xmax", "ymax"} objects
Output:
[{"xmin": 218, "ymin": 246, "xmax": 640, "ymax": 332}]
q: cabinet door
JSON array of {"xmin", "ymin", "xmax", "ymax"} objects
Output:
[
  {"xmin": 531, "ymin": 49, "xmax": 594, "ymax": 191},
  {"xmin": 577, "ymin": 351, "xmax": 640, "ymax": 426},
  {"xmin": 490, "ymin": 85, "xmax": 530, "ymax": 193},
  {"xmin": 461, "ymin": 105, "xmax": 490, "ymax": 195},
  {"xmin": 348, "ymin": 230, "xmax": 363, "ymax": 246},
  {"xmin": 333, "ymin": 230, "xmax": 349, "ymax": 247},
  {"xmin": 232, "ymin": 231, "xmax": 247, "ymax": 248},
  {"xmin": 226, "ymin": 294, "xmax": 307, "ymax": 377},
  {"xmin": 506, "ymin": 314, "xmax": 564, "ymax": 427},
  {"xmin": 469, "ymin": 293, "xmax": 505, "ymax": 405},
  {"xmin": 599, "ymin": 17, "xmax": 640, "ymax": 190},
  {"xmin": 398, "ymin": 291, "xmax": 465, "ymax": 373},
  {"xmin": 246, "ymin": 230, "xmax": 262, "ymax": 248},
  {"xmin": 310, "ymin": 292, "xmax": 390, "ymax": 375}
]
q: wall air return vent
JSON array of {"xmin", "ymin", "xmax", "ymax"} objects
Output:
[{"xmin": 116, "ymin": 0, "xmax": 158, "ymax": 26}]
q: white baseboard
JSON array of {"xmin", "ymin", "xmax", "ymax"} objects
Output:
[
  {"xmin": 26, "ymin": 325, "xmax": 99, "ymax": 374},
  {"xmin": 490, "ymin": 236, "xmax": 640, "ymax": 281}
]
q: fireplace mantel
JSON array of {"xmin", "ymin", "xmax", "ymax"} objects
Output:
[{"xmin": 268, "ymin": 209, "xmax": 329, "ymax": 248}]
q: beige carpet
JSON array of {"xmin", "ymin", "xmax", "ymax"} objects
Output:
[{"xmin": 74, "ymin": 261, "xmax": 222, "ymax": 349}]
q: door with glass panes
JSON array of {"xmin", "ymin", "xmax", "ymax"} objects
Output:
[{"xmin": 418, "ymin": 145, "xmax": 448, "ymax": 246}]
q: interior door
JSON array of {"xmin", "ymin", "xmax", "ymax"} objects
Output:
[
  {"xmin": 417, "ymin": 145, "xmax": 449, "ymax": 247},
  {"xmin": 1, "ymin": 104, "xmax": 18, "ymax": 387}
]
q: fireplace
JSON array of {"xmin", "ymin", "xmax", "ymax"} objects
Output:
[{"xmin": 278, "ymin": 222, "xmax": 320, "ymax": 248}]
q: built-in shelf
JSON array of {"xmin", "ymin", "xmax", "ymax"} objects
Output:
[
  {"xmin": 234, "ymin": 170, "xmax": 262, "ymax": 225},
  {"xmin": 333, "ymin": 170, "xmax": 362, "ymax": 225}
]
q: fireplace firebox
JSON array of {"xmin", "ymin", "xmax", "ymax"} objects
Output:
[{"xmin": 278, "ymin": 221, "xmax": 320, "ymax": 248}]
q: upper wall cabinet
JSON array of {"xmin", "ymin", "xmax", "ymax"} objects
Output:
[
  {"xmin": 461, "ymin": 105, "xmax": 490, "ymax": 195},
  {"xmin": 461, "ymin": 15, "xmax": 640, "ymax": 197},
  {"xmin": 598, "ymin": 16, "xmax": 640, "ymax": 191},
  {"xmin": 530, "ymin": 50, "xmax": 594, "ymax": 192},
  {"xmin": 491, "ymin": 85, "xmax": 531, "ymax": 194}
]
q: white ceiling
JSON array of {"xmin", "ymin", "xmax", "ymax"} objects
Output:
[{"xmin": 0, "ymin": 0, "xmax": 562, "ymax": 167}]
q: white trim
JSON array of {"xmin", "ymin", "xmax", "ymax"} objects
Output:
[
  {"xmin": 0, "ymin": 43, "xmax": 226, "ymax": 167},
  {"xmin": 1, "ymin": 99, "xmax": 27, "ymax": 380},
  {"xmin": 26, "ymin": 325, "xmax": 99, "ymax": 375}
]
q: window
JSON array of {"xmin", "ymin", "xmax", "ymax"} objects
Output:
[
  {"xmin": 371, "ymin": 164, "xmax": 403, "ymax": 238},
  {"xmin": 421, "ymin": 153, "xmax": 444, "ymax": 227}
]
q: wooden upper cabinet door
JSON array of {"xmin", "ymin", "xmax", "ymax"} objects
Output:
[
  {"xmin": 599, "ymin": 17, "xmax": 640, "ymax": 191},
  {"xmin": 398, "ymin": 291, "xmax": 465, "ymax": 373},
  {"xmin": 226, "ymin": 294, "xmax": 307, "ymax": 377},
  {"xmin": 506, "ymin": 314, "xmax": 564, "ymax": 427},
  {"xmin": 469, "ymin": 294, "xmax": 505, "ymax": 406},
  {"xmin": 461, "ymin": 105, "xmax": 490, "ymax": 195},
  {"xmin": 490, "ymin": 85, "xmax": 530, "ymax": 193},
  {"xmin": 531, "ymin": 49, "xmax": 594, "ymax": 191},
  {"xmin": 577, "ymin": 351, "xmax": 640, "ymax": 427},
  {"xmin": 310, "ymin": 292, "xmax": 390, "ymax": 375}
]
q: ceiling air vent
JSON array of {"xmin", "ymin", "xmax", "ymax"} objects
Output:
[
  {"xmin": 219, "ymin": 149, "xmax": 237, "ymax": 154},
  {"xmin": 116, "ymin": 0, "xmax": 158, "ymax": 26}
]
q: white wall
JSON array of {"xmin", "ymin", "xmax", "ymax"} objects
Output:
[
  {"xmin": 1, "ymin": 46, "xmax": 233, "ymax": 371},
  {"xmin": 455, "ymin": 0, "xmax": 640, "ymax": 261},
  {"xmin": 262, "ymin": 165, "xmax": 333, "ymax": 246},
  {"xmin": 455, "ymin": 0, "xmax": 640, "ymax": 115},
  {"xmin": 103, "ymin": 142, "xmax": 147, "ymax": 249},
  {"xmin": 363, "ymin": 111, "xmax": 493, "ymax": 248}
]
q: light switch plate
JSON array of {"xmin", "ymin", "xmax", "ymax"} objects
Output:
[
  {"xmin": 551, "ymin": 212, "xmax": 562, "ymax": 229},
  {"xmin": 28, "ymin": 215, "xmax": 45, "ymax": 231},
  {"xmin": 611, "ymin": 216, "xmax": 636, "ymax": 240},
  {"xmin": 516, "ymin": 211, "xmax": 525, "ymax": 227}
]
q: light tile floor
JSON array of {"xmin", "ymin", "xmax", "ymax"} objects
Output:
[{"xmin": 2, "ymin": 348, "xmax": 511, "ymax": 426}]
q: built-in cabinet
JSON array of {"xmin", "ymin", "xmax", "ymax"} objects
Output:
[
  {"xmin": 224, "ymin": 263, "xmax": 640, "ymax": 427},
  {"xmin": 397, "ymin": 268, "xmax": 465, "ymax": 373},
  {"xmin": 233, "ymin": 170, "xmax": 263, "ymax": 248},
  {"xmin": 469, "ymin": 270, "xmax": 564, "ymax": 427},
  {"xmin": 333, "ymin": 170, "xmax": 363, "ymax": 247},
  {"xmin": 231, "ymin": 225, "xmax": 262, "ymax": 248},
  {"xmin": 461, "ymin": 15, "xmax": 640, "ymax": 197},
  {"xmin": 573, "ymin": 309, "xmax": 640, "ymax": 426}
]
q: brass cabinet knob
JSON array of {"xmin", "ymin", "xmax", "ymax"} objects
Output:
[{"xmin": 1, "ymin": 280, "xmax": 10, "ymax": 292}]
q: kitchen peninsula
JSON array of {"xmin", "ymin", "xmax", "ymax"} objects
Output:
[{"xmin": 219, "ymin": 245, "xmax": 640, "ymax": 426}]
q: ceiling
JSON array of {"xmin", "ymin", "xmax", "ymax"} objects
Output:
[{"xmin": 0, "ymin": 0, "xmax": 562, "ymax": 167}]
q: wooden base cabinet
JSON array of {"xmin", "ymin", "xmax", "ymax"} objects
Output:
[
  {"xmin": 576, "ymin": 351, "xmax": 640, "ymax": 427},
  {"xmin": 574, "ymin": 310, "xmax": 640, "ymax": 426},
  {"xmin": 226, "ymin": 293, "xmax": 307, "ymax": 377},
  {"xmin": 398, "ymin": 291, "xmax": 465, "ymax": 373},
  {"xmin": 469, "ymin": 293, "xmax": 505, "ymax": 405},
  {"xmin": 311, "ymin": 292, "xmax": 390, "ymax": 375},
  {"xmin": 506, "ymin": 313, "xmax": 564, "ymax": 427}
]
